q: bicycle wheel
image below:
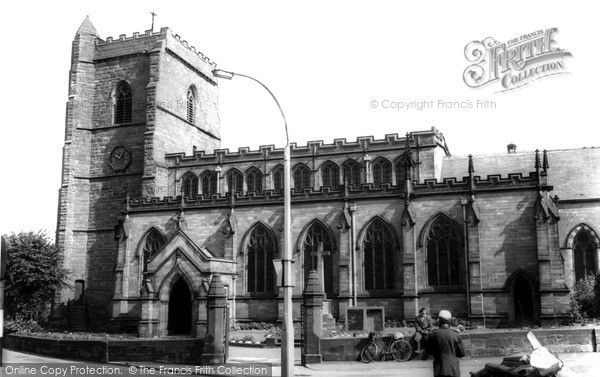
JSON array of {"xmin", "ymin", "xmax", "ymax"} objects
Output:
[
  {"xmin": 391, "ymin": 339, "xmax": 412, "ymax": 362},
  {"xmin": 360, "ymin": 341, "xmax": 379, "ymax": 363}
]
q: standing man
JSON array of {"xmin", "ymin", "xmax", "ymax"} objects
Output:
[
  {"xmin": 415, "ymin": 307, "xmax": 434, "ymax": 354},
  {"xmin": 425, "ymin": 310, "xmax": 465, "ymax": 377}
]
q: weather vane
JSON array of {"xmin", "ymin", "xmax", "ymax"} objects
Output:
[{"xmin": 150, "ymin": 11, "xmax": 157, "ymax": 32}]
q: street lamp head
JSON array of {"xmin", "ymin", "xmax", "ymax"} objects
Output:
[{"xmin": 212, "ymin": 69, "xmax": 235, "ymax": 80}]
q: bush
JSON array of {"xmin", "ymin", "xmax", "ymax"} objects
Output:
[
  {"xmin": 230, "ymin": 321, "xmax": 277, "ymax": 331},
  {"xmin": 569, "ymin": 274, "xmax": 600, "ymax": 322},
  {"xmin": 385, "ymin": 318, "xmax": 407, "ymax": 328},
  {"xmin": 266, "ymin": 322, "xmax": 301, "ymax": 339},
  {"xmin": 3, "ymin": 319, "xmax": 45, "ymax": 335},
  {"xmin": 3, "ymin": 232, "xmax": 69, "ymax": 323}
]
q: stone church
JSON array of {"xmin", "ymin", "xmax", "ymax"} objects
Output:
[{"xmin": 56, "ymin": 17, "xmax": 600, "ymax": 336}]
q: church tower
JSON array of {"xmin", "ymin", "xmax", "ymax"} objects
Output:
[{"xmin": 56, "ymin": 16, "xmax": 221, "ymax": 327}]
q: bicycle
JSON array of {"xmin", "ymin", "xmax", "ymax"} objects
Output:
[{"xmin": 360, "ymin": 332, "xmax": 413, "ymax": 363}]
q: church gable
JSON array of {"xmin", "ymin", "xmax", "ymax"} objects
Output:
[{"xmin": 146, "ymin": 229, "xmax": 214, "ymax": 275}]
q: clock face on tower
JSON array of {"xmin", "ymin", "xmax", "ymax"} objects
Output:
[{"xmin": 109, "ymin": 145, "xmax": 132, "ymax": 172}]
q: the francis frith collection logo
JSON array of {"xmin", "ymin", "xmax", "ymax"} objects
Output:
[{"xmin": 463, "ymin": 28, "xmax": 572, "ymax": 92}]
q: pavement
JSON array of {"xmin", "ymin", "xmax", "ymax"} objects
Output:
[{"xmin": 2, "ymin": 347, "xmax": 598, "ymax": 377}]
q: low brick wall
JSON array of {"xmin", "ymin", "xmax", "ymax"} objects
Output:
[
  {"xmin": 321, "ymin": 327, "xmax": 599, "ymax": 361},
  {"xmin": 5, "ymin": 335, "xmax": 204, "ymax": 364}
]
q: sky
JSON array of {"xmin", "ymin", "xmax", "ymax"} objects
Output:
[{"xmin": 0, "ymin": 1, "xmax": 598, "ymax": 237}]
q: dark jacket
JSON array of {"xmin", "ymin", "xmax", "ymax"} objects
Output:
[
  {"xmin": 425, "ymin": 327, "xmax": 466, "ymax": 377},
  {"xmin": 414, "ymin": 314, "xmax": 434, "ymax": 342}
]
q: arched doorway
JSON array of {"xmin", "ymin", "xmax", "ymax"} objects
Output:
[
  {"xmin": 168, "ymin": 278, "xmax": 192, "ymax": 335},
  {"xmin": 513, "ymin": 275, "xmax": 534, "ymax": 327}
]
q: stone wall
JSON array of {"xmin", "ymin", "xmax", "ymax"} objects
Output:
[{"xmin": 320, "ymin": 328, "xmax": 599, "ymax": 361}]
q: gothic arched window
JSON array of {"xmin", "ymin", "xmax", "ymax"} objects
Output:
[
  {"xmin": 181, "ymin": 172, "xmax": 198, "ymax": 198},
  {"xmin": 293, "ymin": 164, "xmax": 311, "ymax": 192},
  {"xmin": 342, "ymin": 159, "xmax": 361, "ymax": 187},
  {"xmin": 273, "ymin": 165, "xmax": 284, "ymax": 193},
  {"xmin": 201, "ymin": 171, "xmax": 217, "ymax": 197},
  {"xmin": 302, "ymin": 221, "xmax": 335, "ymax": 294},
  {"xmin": 227, "ymin": 169, "xmax": 243, "ymax": 194},
  {"xmin": 114, "ymin": 81, "xmax": 132, "ymax": 124},
  {"xmin": 372, "ymin": 158, "xmax": 392, "ymax": 186},
  {"xmin": 363, "ymin": 218, "xmax": 395, "ymax": 290},
  {"xmin": 426, "ymin": 216, "xmax": 462, "ymax": 286},
  {"xmin": 395, "ymin": 159, "xmax": 405, "ymax": 185},
  {"xmin": 321, "ymin": 161, "xmax": 340, "ymax": 189},
  {"xmin": 187, "ymin": 87, "xmax": 196, "ymax": 124},
  {"xmin": 142, "ymin": 228, "xmax": 165, "ymax": 272},
  {"xmin": 246, "ymin": 224, "xmax": 276, "ymax": 293},
  {"xmin": 574, "ymin": 229, "xmax": 598, "ymax": 281},
  {"xmin": 246, "ymin": 168, "xmax": 263, "ymax": 193}
]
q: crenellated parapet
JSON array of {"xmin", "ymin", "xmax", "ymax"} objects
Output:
[
  {"xmin": 128, "ymin": 169, "xmax": 548, "ymax": 212},
  {"xmin": 95, "ymin": 27, "xmax": 215, "ymax": 67},
  {"xmin": 165, "ymin": 129, "xmax": 447, "ymax": 167}
]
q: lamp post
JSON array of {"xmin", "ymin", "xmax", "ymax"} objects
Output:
[{"xmin": 212, "ymin": 69, "xmax": 294, "ymax": 377}]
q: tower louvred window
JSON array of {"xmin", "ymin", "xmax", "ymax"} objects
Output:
[
  {"xmin": 187, "ymin": 88, "xmax": 195, "ymax": 123},
  {"xmin": 114, "ymin": 81, "xmax": 132, "ymax": 124}
]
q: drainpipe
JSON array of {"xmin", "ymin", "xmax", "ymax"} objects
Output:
[
  {"xmin": 232, "ymin": 274, "xmax": 237, "ymax": 323},
  {"xmin": 349, "ymin": 203, "xmax": 358, "ymax": 307},
  {"xmin": 460, "ymin": 197, "xmax": 471, "ymax": 318}
]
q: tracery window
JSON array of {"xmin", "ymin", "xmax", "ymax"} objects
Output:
[
  {"xmin": 246, "ymin": 168, "xmax": 263, "ymax": 193},
  {"xmin": 293, "ymin": 164, "xmax": 311, "ymax": 192},
  {"xmin": 574, "ymin": 229, "xmax": 598, "ymax": 281},
  {"xmin": 142, "ymin": 228, "xmax": 165, "ymax": 272},
  {"xmin": 246, "ymin": 224, "xmax": 276, "ymax": 293},
  {"xmin": 342, "ymin": 159, "xmax": 361, "ymax": 187},
  {"xmin": 114, "ymin": 81, "xmax": 132, "ymax": 124},
  {"xmin": 363, "ymin": 218, "xmax": 395, "ymax": 290},
  {"xmin": 227, "ymin": 169, "xmax": 244, "ymax": 194},
  {"xmin": 321, "ymin": 162, "xmax": 340, "ymax": 189},
  {"xmin": 273, "ymin": 166, "xmax": 284, "ymax": 193},
  {"xmin": 302, "ymin": 221, "xmax": 335, "ymax": 294},
  {"xmin": 182, "ymin": 172, "xmax": 198, "ymax": 198},
  {"xmin": 426, "ymin": 216, "xmax": 462, "ymax": 286},
  {"xmin": 201, "ymin": 171, "xmax": 217, "ymax": 197},
  {"xmin": 372, "ymin": 158, "xmax": 392, "ymax": 186}
]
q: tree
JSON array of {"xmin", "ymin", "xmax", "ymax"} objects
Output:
[{"xmin": 4, "ymin": 231, "xmax": 68, "ymax": 322}]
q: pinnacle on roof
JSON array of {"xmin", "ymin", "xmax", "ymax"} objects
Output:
[{"xmin": 76, "ymin": 15, "xmax": 100, "ymax": 38}]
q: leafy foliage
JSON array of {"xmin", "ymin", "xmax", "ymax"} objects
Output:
[
  {"xmin": 230, "ymin": 321, "xmax": 277, "ymax": 331},
  {"xmin": 4, "ymin": 231, "xmax": 69, "ymax": 322},
  {"xmin": 569, "ymin": 274, "xmax": 600, "ymax": 322},
  {"xmin": 3, "ymin": 318, "xmax": 44, "ymax": 335}
]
